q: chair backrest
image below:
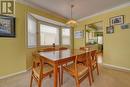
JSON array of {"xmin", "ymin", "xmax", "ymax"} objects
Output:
[
  {"xmin": 38, "ymin": 47, "xmax": 55, "ymax": 52},
  {"xmin": 80, "ymin": 47, "xmax": 86, "ymax": 50},
  {"xmin": 80, "ymin": 47, "xmax": 90, "ymax": 51},
  {"xmin": 32, "ymin": 51, "xmax": 43, "ymax": 77},
  {"xmin": 76, "ymin": 52, "xmax": 90, "ymax": 66},
  {"xmin": 90, "ymin": 50, "xmax": 97, "ymax": 61},
  {"xmin": 73, "ymin": 52, "xmax": 90, "ymax": 77},
  {"xmin": 78, "ymin": 47, "xmax": 90, "ymax": 63},
  {"xmin": 32, "ymin": 51, "xmax": 40, "ymax": 67},
  {"xmin": 59, "ymin": 47, "xmax": 68, "ymax": 50}
]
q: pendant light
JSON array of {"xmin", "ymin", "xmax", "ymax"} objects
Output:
[{"xmin": 66, "ymin": 4, "xmax": 77, "ymax": 25}]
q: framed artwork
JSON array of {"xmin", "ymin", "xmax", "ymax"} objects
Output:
[
  {"xmin": 106, "ymin": 26, "xmax": 114, "ymax": 34},
  {"xmin": 121, "ymin": 23, "xmax": 130, "ymax": 30},
  {"xmin": 110, "ymin": 15, "xmax": 124, "ymax": 25},
  {"xmin": 74, "ymin": 30, "xmax": 84, "ymax": 38},
  {"xmin": 0, "ymin": 15, "xmax": 15, "ymax": 37}
]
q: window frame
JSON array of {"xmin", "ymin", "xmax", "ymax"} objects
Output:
[
  {"xmin": 27, "ymin": 15, "xmax": 73, "ymax": 49},
  {"xmin": 38, "ymin": 21, "xmax": 60, "ymax": 47},
  {"xmin": 61, "ymin": 27, "xmax": 71, "ymax": 46},
  {"xmin": 27, "ymin": 14, "xmax": 37, "ymax": 48}
]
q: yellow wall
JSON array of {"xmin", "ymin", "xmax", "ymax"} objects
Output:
[
  {"xmin": 74, "ymin": 6, "xmax": 130, "ymax": 69},
  {"xmin": 0, "ymin": 2, "xmax": 67, "ymax": 77}
]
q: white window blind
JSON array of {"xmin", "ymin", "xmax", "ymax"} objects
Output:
[
  {"xmin": 62, "ymin": 28, "xmax": 70, "ymax": 45},
  {"xmin": 40, "ymin": 24, "xmax": 59, "ymax": 45},
  {"xmin": 27, "ymin": 15, "xmax": 37, "ymax": 48}
]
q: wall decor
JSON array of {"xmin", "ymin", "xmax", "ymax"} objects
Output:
[
  {"xmin": 106, "ymin": 26, "xmax": 114, "ymax": 34},
  {"xmin": 110, "ymin": 15, "xmax": 124, "ymax": 25},
  {"xmin": 121, "ymin": 23, "xmax": 130, "ymax": 29},
  {"xmin": 74, "ymin": 30, "xmax": 84, "ymax": 38},
  {"xmin": 0, "ymin": 15, "xmax": 15, "ymax": 37}
]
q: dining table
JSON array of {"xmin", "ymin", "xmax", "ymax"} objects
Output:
[{"xmin": 38, "ymin": 49, "xmax": 95, "ymax": 87}]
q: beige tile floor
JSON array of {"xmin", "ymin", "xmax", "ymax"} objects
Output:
[{"xmin": 0, "ymin": 66, "xmax": 130, "ymax": 87}]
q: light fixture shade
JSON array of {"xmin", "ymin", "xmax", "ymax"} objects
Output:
[
  {"xmin": 66, "ymin": 4, "xmax": 78, "ymax": 25},
  {"xmin": 66, "ymin": 19, "xmax": 78, "ymax": 25}
]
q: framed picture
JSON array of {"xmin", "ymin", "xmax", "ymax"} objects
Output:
[
  {"xmin": 0, "ymin": 15, "xmax": 15, "ymax": 37},
  {"xmin": 74, "ymin": 30, "xmax": 84, "ymax": 38},
  {"xmin": 110, "ymin": 15, "xmax": 124, "ymax": 25},
  {"xmin": 121, "ymin": 23, "xmax": 130, "ymax": 30},
  {"xmin": 106, "ymin": 26, "xmax": 114, "ymax": 34}
]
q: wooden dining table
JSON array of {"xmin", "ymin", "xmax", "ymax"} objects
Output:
[{"xmin": 38, "ymin": 49, "xmax": 94, "ymax": 87}]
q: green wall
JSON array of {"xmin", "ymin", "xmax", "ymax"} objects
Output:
[{"xmin": 74, "ymin": 6, "xmax": 130, "ymax": 69}]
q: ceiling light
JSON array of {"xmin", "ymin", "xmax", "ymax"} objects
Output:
[{"xmin": 66, "ymin": 4, "xmax": 77, "ymax": 25}]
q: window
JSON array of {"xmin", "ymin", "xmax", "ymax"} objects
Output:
[
  {"xmin": 98, "ymin": 36, "xmax": 103, "ymax": 44},
  {"xmin": 27, "ymin": 15, "xmax": 37, "ymax": 48},
  {"xmin": 40, "ymin": 24, "xmax": 59, "ymax": 45},
  {"xmin": 62, "ymin": 28, "xmax": 70, "ymax": 45}
]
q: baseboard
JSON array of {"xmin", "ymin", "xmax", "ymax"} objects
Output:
[
  {"xmin": 103, "ymin": 63, "xmax": 130, "ymax": 72},
  {"xmin": 26, "ymin": 67, "xmax": 32, "ymax": 71},
  {"xmin": 0, "ymin": 67, "xmax": 31, "ymax": 80},
  {"xmin": 0, "ymin": 70, "xmax": 26, "ymax": 80}
]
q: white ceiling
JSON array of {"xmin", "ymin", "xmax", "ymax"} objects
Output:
[{"xmin": 19, "ymin": 0, "xmax": 130, "ymax": 20}]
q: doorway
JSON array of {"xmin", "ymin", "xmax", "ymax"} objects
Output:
[{"xmin": 85, "ymin": 21, "xmax": 103, "ymax": 64}]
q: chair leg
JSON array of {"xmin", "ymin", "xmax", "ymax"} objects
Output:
[
  {"xmin": 88, "ymin": 71, "xmax": 92, "ymax": 86},
  {"xmin": 38, "ymin": 79, "xmax": 42, "ymax": 87},
  {"xmin": 58, "ymin": 70, "xmax": 61, "ymax": 87},
  {"xmin": 61, "ymin": 66, "xmax": 63, "ymax": 85},
  {"xmin": 75, "ymin": 78, "xmax": 80, "ymax": 87},
  {"xmin": 96, "ymin": 63, "xmax": 99, "ymax": 75},
  {"xmin": 30, "ymin": 75, "xmax": 33, "ymax": 87},
  {"xmin": 90, "ymin": 66, "xmax": 94, "ymax": 82}
]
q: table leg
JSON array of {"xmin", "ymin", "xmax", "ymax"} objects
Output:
[{"xmin": 54, "ymin": 63, "xmax": 58, "ymax": 87}]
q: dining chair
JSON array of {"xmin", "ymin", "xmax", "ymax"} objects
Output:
[
  {"xmin": 78, "ymin": 47, "xmax": 87, "ymax": 65},
  {"xmin": 30, "ymin": 51, "xmax": 61, "ymax": 87},
  {"xmin": 79, "ymin": 47, "xmax": 91, "ymax": 65},
  {"xmin": 89, "ymin": 50, "xmax": 99, "ymax": 82},
  {"xmin": 61, "ymin": 52, "xmax": 92, "ymax": 87},
  {"xmin": 38, "ymin": 47, "xmax": 55, "ymax": 52},
  {"xmin": 80, "ymin": 46, "xmax": 90, "ymax": 51},
  {"xmin": 59, "ymin": 47, "xmax": 68, "ymax": 50},
  {"xmin": 79, "ymin": 47, "xmax": 86, "ymax": 50}
]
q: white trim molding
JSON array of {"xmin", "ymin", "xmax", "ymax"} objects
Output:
[
  {"xmin": 0, "ymin": 70, "xmax": 26, "ymax": 80},
  {"xmin": 0, "ymin": 67, "xmax": 31, "ymax": 80},
  {"xmin": 103, "ymin": 63, "xmax": 130, "ymax": 72},
  {"xmin": 78, "ymin": 2, "xmax": 130, "ymax": 22}
]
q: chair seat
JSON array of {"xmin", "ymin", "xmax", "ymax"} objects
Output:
[
  {"xmin": 33, "ymin": 64, "xmax": 53, "ymax": 78},
  {"xmin": 63, "ymin": 63, "xmax": 88, "ymax": 78}
]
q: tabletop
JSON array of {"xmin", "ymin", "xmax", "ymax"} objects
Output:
[
  {"xmin": 39, "ymin": 49, "xmax": 86, "ymax": 61},
  {"xmin": 39, "ymin": 48, "xmax": 96, "ymax": 61}
]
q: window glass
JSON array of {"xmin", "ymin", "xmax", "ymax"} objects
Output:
[
  {"xmin": 62, "ymin": 28, "xmax": 70, "ymax": 45},
  {"xmin": 40, "ymin": 24, "xmax": 59, "ymax": 45},
  {"xmin": 27, "ymin": 15, "xmax": 37, "ymax": 48}
]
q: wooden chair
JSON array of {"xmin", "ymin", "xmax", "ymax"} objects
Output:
[
  {"xmin": 30, "ymin": 52, "xmax": 61, "ymax": 87},
  {"xmin": 80, "ymin": 47, "xmax": 90, "ymax": 51},
  {"xmin": 78, "ymin": 47, "xmax": 87, "ymax": 64},
  {"xmin": 79, "ymin": 47, "xmax": 86, "ymax": 50},
  {"xmin": 38, "ymin": 47, "xmax": 55, "ymax": 52},
  {"xmin": 61, "ymin": 52, "xmax": 92, "ymax": 87},
  {"xmin": 59, "ymin": 47, "xmax": 68, "ymax": 50},
  {"xmin": 89, "ymin": 50, "xmax": 99, "ymax": 82}
]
